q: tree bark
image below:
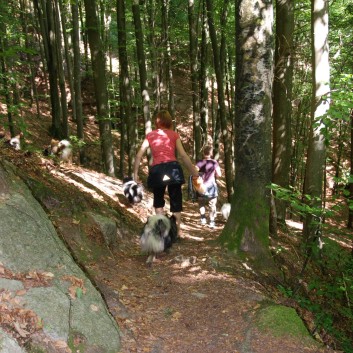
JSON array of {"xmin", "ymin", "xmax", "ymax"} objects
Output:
[
  {"xmin": 219, "ymin": 0, "xmax": 275, "ymax": 270},
  {"xmin": 303, "ymin": 0, "xmax": 330, "ymax": 246},
  {"xmin": 272, "ymin": 0, "xmax": 294, "ymax": 229},
  {"xmin": 188, "ymin": 0, "xmax": 201, "ymax": 159},
  {"xmin": 84, "ymin": 0, "xmax": 116, "ymax": 176},
  {"xmin": 71, "ymin": 0, "xmax": 85, "ymax": 164},
  {"xmin": 132, "ymin": 0, "xmax": 151, "ymax": 136},
  {"xmin": 205, "ymin": 0, "xmax": 233, "ymax": 200},
  {"xmin": 117, "ymin": 0, "xmax": 134, "ymax": 176}
]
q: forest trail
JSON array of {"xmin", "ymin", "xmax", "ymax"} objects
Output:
[
  {"xmin": 41, "ymin": 164, "xmax": 336, "ymax": 353},
  {"xmin": 0, "ymin": 69, "xmax": 341, "ymax": 352}
]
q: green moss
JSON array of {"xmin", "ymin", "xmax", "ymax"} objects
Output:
[{"xmin": 256, "ymin": 305, "xmax": 314, "ymax": 340}]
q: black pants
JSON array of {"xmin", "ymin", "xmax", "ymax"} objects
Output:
[{"xmin": 153, "ymin": 183, "xmax": 183, "ymax": 212}]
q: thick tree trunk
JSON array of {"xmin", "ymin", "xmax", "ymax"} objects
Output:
[{"xmin": 219, "ymin": 0, "xmax": 275, "ymax": 270}]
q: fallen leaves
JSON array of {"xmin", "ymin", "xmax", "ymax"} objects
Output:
[
  {"xmin": 61, "ymin": 275, "xmax": 87, "ymax": 299},
  {"xmin": 0, "ymin": 290, "xmax": 42, "ymax": 345},
  {"xmin": 0, "ymin": 262, "xmax": 54, "ymax": 288}
]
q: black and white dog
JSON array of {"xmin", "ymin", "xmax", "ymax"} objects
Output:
[
  {"xmin": 140, "ymin": 214, "xmax": 178, "ymax": 265},
  {"xmin": 123, "ymin": 177, "xmax": 143, "ymax": 204}
]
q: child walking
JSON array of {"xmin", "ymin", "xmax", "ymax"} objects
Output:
[{"xmin": 196, "ymin": 145, "xmax": 222, "ymax": 228}]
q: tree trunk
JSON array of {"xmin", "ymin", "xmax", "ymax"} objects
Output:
[
  {"xmin": 117, "ymin": 0, "xmax": 134, "ymax": 176},
  {"xmin": 199, "ymin": 0, "xmax": 209, "ymax": 150},
  {"xmin": 84, "ymin": 0, "xmax": 116, "ymax": 176},
  {"xmin": 53, "ymin": 0, "xmax": 69, "ymax": 138},
  {"xmin": 188, "ymin": 0, "xmax": 201, "ymax": 159},
  {"xmin": 272, "ymin": 0, "xmax": 294, "ymax": 229},
  {"xmin": 33, "ymin": 0, "xmax": 62, "ymax": 138},
  {"xmin": 71, "ymin": 0, "xmax": 85, "ymax": 164},
  {"xmin": 348, "ymin": 110, "xmax": 353, "ymax": 228},
  {"xmin": 132, "ymin": 0, "xmax": 151, "ymax": 136},
  {"xmin": 303, "ymin": 0, "xmax": 330, "ymax": 247},
  {"xmin": 205, "ymin": 0, "xmax": 233, "ymax": 200},
  {"xmin": 219, "ymin": 0, "xmax": 275, "ymax": 270}
]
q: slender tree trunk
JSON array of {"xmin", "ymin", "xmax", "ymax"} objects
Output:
[
  {"xmin": 205, "ymin": 0, "xmax": 233, "ymax": 200},
  {"xmin": 303, "ymin": 0, "xmax": 330, "ymax": 249},
  {"xmin": 59, "ymin": 0, "xmax": 76, "ymax": 123},
  {"xmin": 188, "ymin": 0, "xmax": 201, "ymax": 159},
  {"xmin": 117, "ymin": 0, "xmax": 134, "ymax": 176},
  {"xmin": 71, "ymin": 0, "xmax": 85, "ymax": 164},
  {"xmin": 272, "ymin": 0, "xmax": 294, "ymax": 229},
  {"xmin": 53, "ymin": 0, "xmax": 69, "ymax": 138},
  {"xmin": 348, "ymin": 110, "xmax": 353, "ymax": 228},
  {"xmin": 0, "ymin": 34, "xmax": 15, "ymax": 136},
  {"xmin": 33, "ymin": 0, "xmax": 62, "ymax": 138},
  {"xmin": 84, "ymin": 0, "xmax": 116, "ymax": 176},
  {"xmin": 199, "ymin": 0, "xmax": 209, "ymax": 149},
  {"xmin": 132, "ymin": 0, "xmax": 151, "ymax": 136},
  {"xmin": 219, "ymin": 0, "xmax": 275, "ymax": 270}
]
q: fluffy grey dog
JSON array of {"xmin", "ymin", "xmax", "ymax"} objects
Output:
[
  {"xmin": 221, "ymin": 203, "xmax": 231, "ymax": 221},
  {"xmin": 140, "ymin": 214, "xmax": 177, "ymax": 265}
]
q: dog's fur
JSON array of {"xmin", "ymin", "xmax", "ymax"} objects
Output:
[
  {"xmin": 44, "ymin": 139, "xmax": 72, "ymax": 164},
  {"xmin": 9, "ymin": 133, "xmax": 23, "ymax": 150},
  {"xmin": 221, "ymin": 203, "xmax": 231, "ymax": 221},
  {"xmin": 57, "ymin": 139, "xmax": 72, "ymax": 164},
  {"xmin": 123, "ymin": 177, "xmax": 143, "ymax": 204},
  {"xmin": 140, "ymin": 214, "xmax": 178, "ymax": 265}
]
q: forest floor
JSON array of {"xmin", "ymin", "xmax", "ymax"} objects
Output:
[{"xmin": 1, "ymin": 69, "xmax": 350, "ymax": 352}]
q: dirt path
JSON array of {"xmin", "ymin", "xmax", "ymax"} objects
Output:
[
  {"xmin": 47, "ymin": 165, "xmax": 338, "ymax": 353},
  {"xmin": 83, "ymin": 198, "xmax": 334, "ymax": 353},
  {"xmin": 4, "ymin": 151, "xmax": 337, "ymax": 353}
]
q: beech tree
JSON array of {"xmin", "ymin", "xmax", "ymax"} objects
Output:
[
  {"xmin": 219, "ymin": 0, "xmax": 275, "ymax": 270},
  {"xmin": 303, "ymin": 0, "xmax": 330, "ymax": 248},
  {"xmin": 271, "ymin": 0, "xmax": 294, "ymax": 229}
]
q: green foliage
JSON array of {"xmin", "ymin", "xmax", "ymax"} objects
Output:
[{"xmin": 273, "ymin": 181, "xmax": 353, "ymax": 351}]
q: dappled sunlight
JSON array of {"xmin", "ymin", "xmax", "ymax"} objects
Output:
[
  {"xmin": 286, "ymin": 219, "xmax": 303, "ymax": 230},
  {"xmin": 45, "ymin": 163, "xmax": 153, "ymax": 223},
  {"xmin": 172, "ymin": 270, "xmax": 237, "ymax": 285}
]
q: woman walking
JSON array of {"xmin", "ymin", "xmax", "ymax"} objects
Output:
[{"xmin": 133, "ymin": 110, "xmax": 199, "ymax": 237}]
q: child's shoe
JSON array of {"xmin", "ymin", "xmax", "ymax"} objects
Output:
[
  {"xmin": 201, "ymin": 218, "xmax": 207, "ymax": 225},
  {"xmin": 209, "ymin": 221, "xmax": 215, "ymax": 228}
]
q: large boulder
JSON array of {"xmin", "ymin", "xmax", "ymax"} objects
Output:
[{"xmin": 0, "ymin": 161, "xmax": 120, "ymax": 353}]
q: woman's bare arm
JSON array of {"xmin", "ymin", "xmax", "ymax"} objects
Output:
[
  {"xmin": 176, "ymin": 139, "xmax": 199, "ymax": 176},
  {"xmin": 133, "ymin": 139, "xmax": 149, "ymax": 181}
]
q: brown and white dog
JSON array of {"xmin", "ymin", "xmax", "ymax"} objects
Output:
[{"xmin": 44, "ymin": 139, "xmax": 72, "ymax": 164}]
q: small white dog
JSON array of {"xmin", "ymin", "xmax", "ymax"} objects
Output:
[
  {"xmin": 221, "ymin": 203, "xmax": 231, "ymax": 221},
  {"xmin": 9, "ymin": 133, "xmax": 23, "ymax": 150},
  {"xmin": 57, "ymin": 139, "xmax": 72, "ymax": 164}
]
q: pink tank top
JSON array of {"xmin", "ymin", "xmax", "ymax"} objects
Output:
[{"xmin": 147, "ymin": 129, "xmax": 179, "ymax": 166}]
